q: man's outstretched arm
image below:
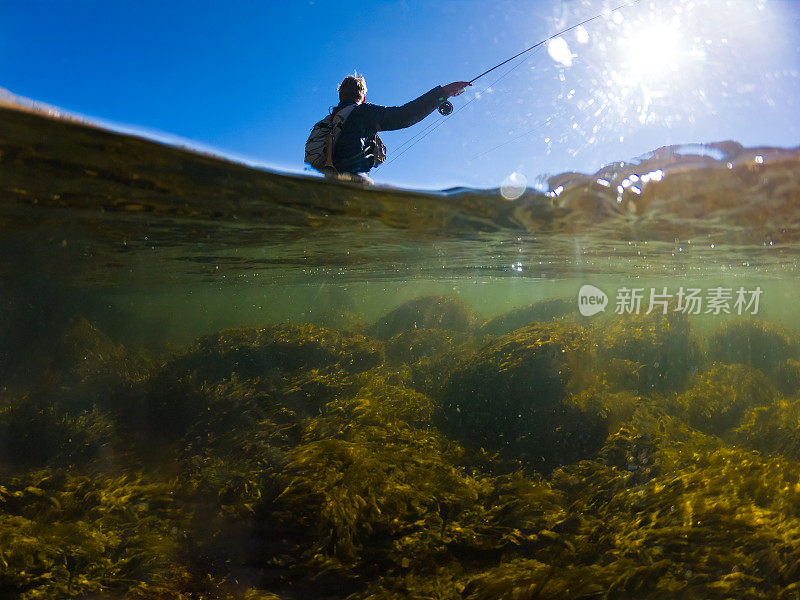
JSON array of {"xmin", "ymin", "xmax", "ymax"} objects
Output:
[{"xmin": 369, "ymin": 81, "xmax": 471, "ymax": 131}]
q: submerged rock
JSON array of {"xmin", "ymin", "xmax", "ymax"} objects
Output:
[
  {"xmin": 478, "ymin": 298, "xmax": 575, "ymax": 336},
  {"xmin": 266, "ymin": 434, "xmax": 567, "ymax": 596},
  {"xmin": 366, "ymin": 295, "xmax": 476, "ymax": 340},
  {"xmin": 598, "ymin": 312, "xmax": 699, "ymax": 393},
  {"xmin": 54, "ymin": 318, "xmax": 133, "ymax": 378},
  {"xmin": 165, "ymin": 323, "xmax": 385, "ymax": 384},
  {"xmin": 384, "ymin": 328, "xmax": 471, "ymax": 365},
  {"xmin": 0, "ymin": 318, "xmax": 151, "ymax": 471},
  {"xmin": 103, "ymin": 324, "xmax": 385, "ymax": 447},
  {"xmin": 601, "ymin": 358, "xmax": 644, "ymax": 392},
  {"xmin": 734, "ymin": 396, "xmax": 800, "ymax": 460},
  {"xmin": 675, "ymin": 362, "xmax": 777, "ymax": 435},
  {"xmin": 597, "ymin": 425, "xmax": 661, "ymax": 485},
  {"xmin": 777, "ymin": 358, "xmax": 800, "ymax": 396},
  {"xmin": 569, "ymin": 378, "xmax": 642, "ymax": 434},
  {"xmin": 438, "ymin": 322, "xmax": 606, "ymax": 472},
  {"xmin": 0, "ymin": 396, "xmax": 116, "ymax": 470},
  {"xmin": 0, "ymin": 282, "xmax": 87, "ymax": 389},
  {"xmin": 384, "ymin": 328, "xmax": 478, "ymax": 398},
  {"xmin": 549, "ymin": 413, "xmax": 800, "ymax": 600},
  {"xmin": 707, "ymin": 320, "xmax": 797, "ymax": 375}
]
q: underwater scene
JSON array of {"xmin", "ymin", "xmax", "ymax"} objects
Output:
[{"xmin": 2, "ymin": 100, "xmax": 800, "ymax": 600}]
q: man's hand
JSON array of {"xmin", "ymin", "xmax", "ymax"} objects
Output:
[{"xmin": 442, "ymin": 81, "xmax": 472, "ymax": 98}]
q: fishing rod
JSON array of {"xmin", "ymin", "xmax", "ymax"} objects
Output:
[{"xmin": 437, "ymin": 0, "xmax": 642, "ymax": 115}]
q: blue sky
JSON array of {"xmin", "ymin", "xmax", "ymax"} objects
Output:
[{"xmin": 1, "ymin": 0, "xmax": 798, "ymax": 190}]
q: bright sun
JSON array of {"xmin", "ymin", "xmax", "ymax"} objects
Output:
[{"xmin": 619, "ymin": 21, "xmax": 685, "ymax": 81}]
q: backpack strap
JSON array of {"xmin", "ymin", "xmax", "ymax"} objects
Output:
[
  {"xmin": 324, "ymin": 129, "xmax": 336, "ymax": 170},
  {"xmin": 323, "ymin": 104, "xmax": 357, "ymax": 172}
]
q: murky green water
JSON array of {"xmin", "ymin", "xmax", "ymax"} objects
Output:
[{"xmin": 2, "ymin": 104, "xmax": 800, "ymax": 599}]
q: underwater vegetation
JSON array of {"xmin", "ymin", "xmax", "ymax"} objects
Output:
[
  {"xmin": 596, "ymin": 311, "xmax": 700, "ymax": 394},
  {"xmin": 438, "ymin": 321, "xmax": 607, "ymax": 472},
  {"xmin": 477, "ymin": 298, "xmax": 574, "ymax": 337},
  {"xmin": 777, "ymin": 359, "xmax": 800, "ymax": 397},
  {"xmin": 366, "ymin": 295, "xmax": 477, "ymax": 341},
  {"xmin": 674, "ymin": 362, "xmax": 778, "ymax": 436},
  {"xmin": 3, "ymin": 295, "xmax": 800, "ymax": 599},
  {"xmin": 707, "ymin": 320, "xmax": 797, "ymax": 376}
]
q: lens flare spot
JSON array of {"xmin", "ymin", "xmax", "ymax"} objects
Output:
[
  {"xmin": 548, "ymin": 37, "xmax": 573, "ymax": 67},
  {"xmin": 500, "ymin": 172, "xmax": 527, "ymax": 200}
]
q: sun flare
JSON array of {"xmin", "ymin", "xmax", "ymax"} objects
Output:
[{"xmin": 619, "ymin": 21, "xmax": 685, "ymax": 81}]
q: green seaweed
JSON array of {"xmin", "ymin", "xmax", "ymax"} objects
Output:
[
  {"xmin": 0, "ymin": 469, "xmax": 188, "ymax": 599},
  {"xmin": 3, "ymin": 311, "xmax": 800, "ymax": 599},
  {"xmin": 366, "ymin": 295, "xmax": 476, "ymax": 340},
  {"xmin": 165, "ymin": 323, "xmax": 385, "ymax": 384},
  {"xmin": 734, "ymin": 396, "xmax": 800, "ymax": 461},
  {"xmin": 438, "ymin": 322, "xmax": 607, "ymax": 472},
  {"xmin": 597, "ymin": 311, "xmax": 700, "ymax": 393},
  {"xmin": 707, "ymin": 320, "xmax": 797, "ymax": 376},
  {"xmin": 777, "ymin": 358, "xmax": 800, "ymax": 396},
  {"xmin": 675, "ymin": 362, "xmax": 777, "ymax": 435},
  {"xmin": 0, "ymin": 395, "xmax": 116, "ymax": 471},
  {"xmin": 384, "ymin": 328, "xmax": 471, "ymax": 366},
  {"xmin": 477, "ymin": 297, "xmax": 575, "ymax": 337},
  {"xmin": 383, "ymin": 328, "xmax": 479, "ymax": 398}
]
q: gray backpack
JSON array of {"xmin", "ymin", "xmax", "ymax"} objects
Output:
[{"xmin": 304, "ymin": 104, "xmax": 357, "ymax": 174}]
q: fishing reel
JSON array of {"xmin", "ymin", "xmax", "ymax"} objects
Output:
[{"xmin": 437, "ymin": 100, "xmax": 453, "ymax": 116}]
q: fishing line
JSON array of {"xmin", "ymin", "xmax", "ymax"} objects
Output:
[
  {"xmin": 468, "ymin": 115, "xmax": 557, "ymax": 162},
  {"xmin": 387, "ymin": 114, "xmax": 448, "ymax": 159},
  {"xmin": 470, "ymin": 0, "xmax": 640, "ymax": 87},
  {"xmin": 389, "ymin": 51, "xmax": 536, "ymax": 160},
  {"xmin": 435, "ymin": 0, "xmax": 641, "ymax": 115},
  {"xmin": 386, "ymin": 0, "xmax": 642, "ymax": 166},
  {"xmin": 387, "ymin": 50, "xmax": 539, "ymax": 166}
]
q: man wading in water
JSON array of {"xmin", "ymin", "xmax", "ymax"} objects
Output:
[{"xmin": 305, "ymin": 73, "xmax": 470, "ymax": 184}]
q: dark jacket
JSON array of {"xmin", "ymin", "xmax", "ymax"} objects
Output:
[{"xmin": 332, "ymin": 86, "xmax": 445, "ymax": 174}]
